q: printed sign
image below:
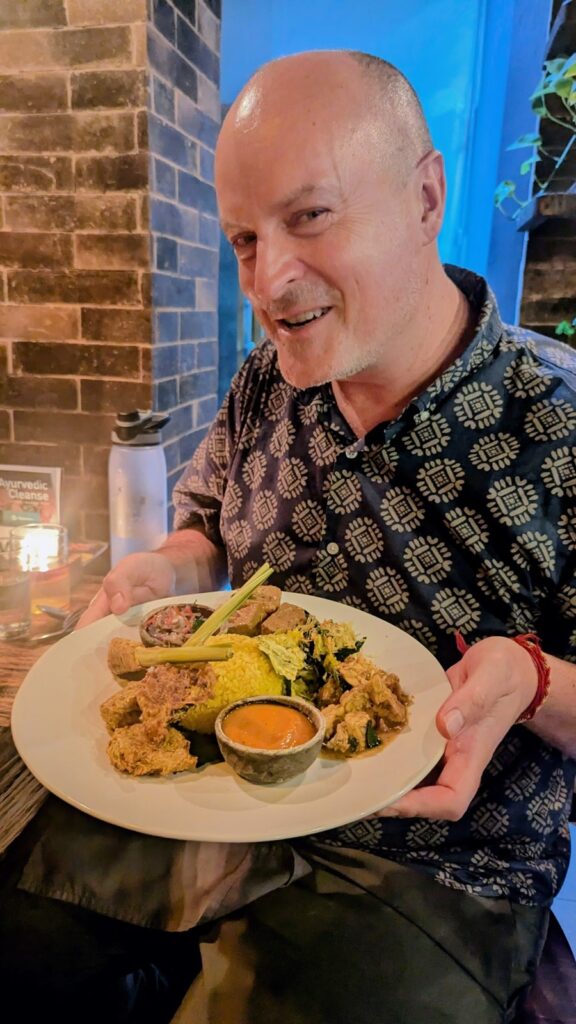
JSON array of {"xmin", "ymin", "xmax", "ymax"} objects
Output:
[{"xmin": 0, "ymin": 465, "xmax": 61, "ymax": 556}]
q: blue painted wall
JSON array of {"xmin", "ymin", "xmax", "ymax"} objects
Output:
[{"xmin": 220, "ymin": 0, "xmax": 551, "ymax": 314}]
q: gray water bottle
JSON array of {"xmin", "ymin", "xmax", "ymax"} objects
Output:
[{"xmin": 108, "ymin": 410, "xmax": 170, "ymax": 567}]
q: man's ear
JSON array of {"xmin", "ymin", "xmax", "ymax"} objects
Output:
[{"xmin": 418, "ymin": 150, "xmax": 445, "ymax": 244}]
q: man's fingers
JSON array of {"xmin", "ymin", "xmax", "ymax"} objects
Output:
[{"xmin": 76, "ymin": 588, "xmax": 111, "ymax": 628}]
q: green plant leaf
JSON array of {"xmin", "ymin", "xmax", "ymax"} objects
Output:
[
  {"xmin": 544, "ymin": 58, "xmax": 567, "ymax": 75},
  {"xmin": 507, "ymin": 132, "xmax": 542, "ymax": 150},
  {"xmin": 494, "ymin": 180, "xmax": 516, "ymax": 207},
  {"xmin": 555, "ymin": 76, "xmax": 574, "ymax": 99},
  {"xmin": 560, "ymin": 56, "xmax": 576, "ymax": 78},
  {"xmin": 555, "ymin": 320, "xmax": 576, "ymax": 337},
  {"xmin": 520, "ymin": 156, "xmax": 539, "ymax": 174}
]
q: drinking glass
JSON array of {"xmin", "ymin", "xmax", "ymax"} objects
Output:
[
  {"xmin": 0, "ymin": 540, "xmax": 31, "ymax": 640},
  {"xmin": 10, "ymin": 524, "xmax": 71, "ymax": 618}
]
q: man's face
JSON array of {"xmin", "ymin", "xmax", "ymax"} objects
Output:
[{"xmin": 216, "ymin": 69, "xmax": 426, "ymax": 389}]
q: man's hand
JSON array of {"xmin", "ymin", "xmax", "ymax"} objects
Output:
[
  {"xmin": 76, "ymin": 552, "xmax": 177, "ymax": 628},
  {"xmin": 376, "ymin": 636, "xmax": 538, "ymax": 821}
]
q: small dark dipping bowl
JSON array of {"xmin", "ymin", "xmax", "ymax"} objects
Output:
[
  {"xmin": 215, "ymin": 695, "xmax": 325, "ymax": 785},
  {"xmin": 139, "ymin": 602, "xmax": 215, "ymax": 647}
]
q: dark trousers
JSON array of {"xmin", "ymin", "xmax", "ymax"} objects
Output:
[{"xmin": 0, "ymin": 826, "xmax": 547, "ymax": 1024}]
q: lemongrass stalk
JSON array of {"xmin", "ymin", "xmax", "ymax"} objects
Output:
[
  {"xmin": 135, "ymin": 645, "xmax": 233, "ymax": 667},
  {"xmin": 184, "ymin": 562, "xmax": 274, "ymax": 647}
]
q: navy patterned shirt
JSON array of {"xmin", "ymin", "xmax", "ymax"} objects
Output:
[{"xmin": 174, "ymin": 266, "xmax": 576, "ymax": 905}]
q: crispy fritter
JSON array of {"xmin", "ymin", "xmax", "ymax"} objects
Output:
[
  {"xmin": 107, "ymin": 724, "xmax": 197, "ymax": 776},
  {"xmin": 100, "ymin": 682, "xmax": 142, "ymax": 734},
  {"xmin": 107, "ymin": 637, "xmax": 146, "ymax": 685},
  {"xmin": 136, "ymin": 663, "xmax": 216, "ymax": 743}
]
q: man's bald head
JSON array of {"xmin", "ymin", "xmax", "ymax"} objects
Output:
[
  {"xmin": 216, "ymin": 49, "xmax": 446, "ymax": 389},
  {"xmin": 220, "ymin": 49, "xmax": 433, "ymax": 182}
]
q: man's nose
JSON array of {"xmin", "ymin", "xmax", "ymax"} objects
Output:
[{"xmin": 251, "ymin": 237, "xmax": 304, "ymax": 305}]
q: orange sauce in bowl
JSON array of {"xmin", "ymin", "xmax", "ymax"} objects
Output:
[{"xmin": 223, "ymin": 704, "xmax": 316, "ymax": 750}]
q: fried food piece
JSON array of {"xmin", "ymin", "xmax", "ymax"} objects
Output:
[
  {"xmin": 340, "ymin": 688, "xmax": 374, "ymax": 716},
  {"xmin": 137, "ymin": 663, "xmax": 216, "ymax": 743},
  {"xmin": 339, "ymin": 654, "xmax": 409, "ymax": 728},
  {"xmin": 226, "ymin": 585, "xmax": 282, "ymax": 636},
  {"xmin": 261, "ymin": 603, "xmax": 308, "ymax": 634},
  {"xmin": 108, "ymin": 724, "xmax": 197, "ymax": 776},
  {"xmin": 316, "ymin": 676, "xmax": 343, "ymax": 707},
  {"xmin": 322, "ymin": 702, "xmax": 345, "ymax": 737},
  {"xmin": 324, "ymin": 712, "xmax": 373, "ymax": 756},
  {"xmin": 100, "ymin": 682, "xmax": 142, "ymax": 734},
  {"xmin": 107, "ymin": 637, "xmax": 146, "ymax": 685}
]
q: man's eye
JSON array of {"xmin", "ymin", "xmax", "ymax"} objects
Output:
[
  {"xmin": 299, "ymin": 209, "xmax": 329, "ymax": 224},
  {"xmin": 230, "ymin": 234, "xmax": 256, "ymax": 252}
]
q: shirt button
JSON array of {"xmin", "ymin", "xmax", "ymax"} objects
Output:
[
  {"xmin": 326, "ymin": 542, "xmax": 339, "ymax": 556},
  {"xmin": 345, "ymin": 448, "xmax": 359, "ymax": 459}
]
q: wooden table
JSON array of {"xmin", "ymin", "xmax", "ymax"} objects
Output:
[{"xmin": 0, "ymin": 575, "xmax": 101, "ymax": 853}]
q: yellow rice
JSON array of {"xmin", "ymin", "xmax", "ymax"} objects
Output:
[{"xmin": 177, "ymin": 633, "xmax": 284, "ymax": 734}]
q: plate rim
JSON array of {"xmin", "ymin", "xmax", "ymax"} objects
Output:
[{"xmin": 11, "ymin": 591, "xmax": 450, "ymax": 842}]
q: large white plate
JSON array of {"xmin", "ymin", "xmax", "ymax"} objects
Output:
[{"xmin": 11, "ymin": 592, "xmax": 451, "ymax": 843}]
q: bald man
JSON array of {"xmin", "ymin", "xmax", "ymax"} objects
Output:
[{"xmin": 7, "ymin": 51, "xmax": 576, "ymax": 1023}]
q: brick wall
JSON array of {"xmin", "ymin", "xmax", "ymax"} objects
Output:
[
  {"xmin": 148, "ymin": 0, "xmax": 221, "ymax": 509},
  {"xmin": 0, "ymin": 0, "xmax": 221, "ymax": 543}
]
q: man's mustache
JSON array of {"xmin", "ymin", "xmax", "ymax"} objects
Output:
[{"xmin": 264, "ymin": 286, "xmax": 337, "ymax": 319}]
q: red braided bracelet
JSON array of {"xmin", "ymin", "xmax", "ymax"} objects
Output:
[
  {"xmin": 454, "ymin": 631, "xmax": 551, "ymax": 723},
  {"xmin": 513, "ymin": 633, "xmax": 551, "ymax": 723}
]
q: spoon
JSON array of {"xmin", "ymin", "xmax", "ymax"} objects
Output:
[{"xmin": 23, "ymin": 607, "xmax": 87, "ymax": 646}]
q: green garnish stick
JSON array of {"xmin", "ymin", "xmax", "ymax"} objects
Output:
[
  {"xmin": 184, "ymin": 562, "xmax": 274, "ymax": 647},
  {"xmin": 135, "ymin": 645, "xmax": 233, "ymax": 667}
]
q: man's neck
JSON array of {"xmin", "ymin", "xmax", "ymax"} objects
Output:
[{"xmin": 332, "ymin": 276, "xmax": 475, "ymax": 438}]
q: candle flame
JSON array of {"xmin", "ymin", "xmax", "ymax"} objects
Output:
[{"xmin": 18, "ymin": 528, "xmax": 60, "ymax": 572}]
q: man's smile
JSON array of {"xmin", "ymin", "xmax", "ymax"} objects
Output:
[{"xmin": 275, "ymin": 307, "xmax": 332, "ymax": 332}]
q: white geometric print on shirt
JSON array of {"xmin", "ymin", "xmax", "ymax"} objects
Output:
[
  {"xmin": 417, "ymin": 458, "xmax": 466, "ymax": 504},
  {"xmin": 241, "ymin": 450, "xmax": 267, "ymax": 487},
  {"xmin": 324, "ymin": 470, "xmax": 363, "ymax": 514},
  {"xmin": 365, "ymin": 566, "xmax": 409, "ymax": 615},
  {"xmin": 431, "ymin": 587, "xmax": 482, "ymax": 632},
  {"xmin": 262, "ymin": 531, "xmax": 297, "ymax": 572},
  {"xmin": 403, "ymin": 535, "xmax": 453, "ymax": 584},
  {"xmin": 444, "ymin": 506, "xmax": 489, "ymax": 553},
  {"xmin": 252, "ymin": 489, "xmax": 279, "ymax": 530},
  {"xmin": 558, "ymin": 508, "xmax": 576, "ymax": 551},
  {"xmin": 502, "ymin": 359, "xmax": 552, "ymax": 398},
  {"xmin": 404, "ymin": 413, "xmax": 451, "ymax": 456},
  {"xmin": 361, "ymin": 446, "xmax": 399, "ymax": 482},
  {"xmin": 380, "ymin": 487, "xmax": 426, "ymax": 532},
  {"xmin": 291, "ymin": 500, "xmax": 326, "ymax": 541},
  {"xmin": 486, "ymin": 476, "xmax": 539, "ymax": 526},
  {"xmin": 476, "ymin": 559, "xmax": 522, "ymax": 600},
  {"xmin": 308, "ymin": 425, "xmax": 339, "ymax": 466},
  {"xmin": 277, "ymin": 457, "xmax": 308, "ymax": 499},
  {"xmin": 509, "ymin": 531, "xmax": 556, "ymax": 576},
  {"xmin": 541, "ymin": 446, "xmax": 576, "ymax": 497},
  {"xmin": 269, "ymin": 419, "xmax": 296, "ymax": 457},
  {"xmin": 524, "ymin": 399, "xmax": 576, "ymax": 442},
  {"xmin": 468, "ymin": 432, "xmax": 520, "ymax": 471},
  {"xmin": 344, "ymin": 517, "xmax": 385, "ymax": 563},
  {"xmin": 453, "ymin": 381, "xmax": 504, "ymax": 428}
]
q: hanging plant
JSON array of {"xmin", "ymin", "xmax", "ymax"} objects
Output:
[{"xmin": 495, "ymin": 54, "xmax": 576, "ymax": 219}]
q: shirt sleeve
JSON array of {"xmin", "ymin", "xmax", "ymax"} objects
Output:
[{"xmin": 172, "ymin": 392, "xmax": 233, "ymax": 548}]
